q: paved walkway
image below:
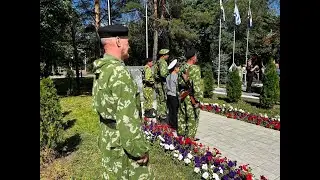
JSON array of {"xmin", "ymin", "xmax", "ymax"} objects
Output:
[
  {"xmin": 142, "ymin": 101, "xmax": 280, "ymax": 179},
  {"xmin": 197, "ymin": 111, "xmax": 280, "ymax": 180}
]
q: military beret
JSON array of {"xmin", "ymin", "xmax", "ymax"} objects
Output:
[
  {"xmin": 159, "ymin": 49, "xmax": 169, "ymax": 55},
  {"xmin": 98, "ymin": 25, "xmax": 129, "ymax": 38},
  {"xmin": 185, "ymin": 48, "xmax": 197, "ymax": 60}
]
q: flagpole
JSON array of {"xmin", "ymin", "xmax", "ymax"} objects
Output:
[
  {"xmin": 245, "ymin": 27, "xmax": 249, "ymax": 86},
  {"xmin": 145, "ymin": 0, "xmax": 148, "ymax": 59},
  {"xmin": 218, "ymin": 18, "xmax": 222, "ymax": 88},
  {"xmin": 245, "ymin": 0, "xmax": 251, "ymax": 86},
  {"xmin": 107, "ymin": 0, "xmax": 111, "ymax": 25},
  {"xmin": 232, "ymin": 26, "xmax": 235, "ymax": 64}
]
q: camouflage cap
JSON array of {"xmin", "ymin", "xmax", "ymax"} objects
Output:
[{"xmin": 159, "ymin": 49, "xmax": 170, "ymax": 55}]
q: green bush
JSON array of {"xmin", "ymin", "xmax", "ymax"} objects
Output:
[
  {"xmin": 260, "ymin": 58, "xmax": 280, "ymax": 108},
  {"xmin": 40, "ymin": 78, "xmax": 63, "ymax": 150},
  {"xmin": 203, "ymin": 67, "xmax": 215, "ymax": 98},
  {"xmin": 226, "ymin": 68, "xmax": 242, "ymax": 102}
]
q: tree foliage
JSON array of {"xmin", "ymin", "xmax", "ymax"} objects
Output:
[
  {"xmin": 40, "ymin": 0, "xmax": 280, "ymax": 84},
  {"xmin": 260, "ymin": 58, "xmax": 280, "ymax": 108},
  {"xmin": 226, "ymin": 68, "xmax": 242, "ymax": 102}
]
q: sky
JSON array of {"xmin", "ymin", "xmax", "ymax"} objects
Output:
[{"xmin": 73, "ymin": 0, "xmax": 280, "ymax": 25}]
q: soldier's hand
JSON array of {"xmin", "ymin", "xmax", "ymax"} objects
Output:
[{"xmin": 137, "ymin": 153, "xmax": 149, "ymax": 165}]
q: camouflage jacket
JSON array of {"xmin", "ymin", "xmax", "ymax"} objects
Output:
[
  {"xmin": 92, "ymin": 54, "xmax": 149, "ymax": 158},
  {"xmin": 178, "ymin": 63, "xmax": 203, "ymax": 103},
  {"xmin": 144, "ymin": 65, "xmax": 154, "ymax": 83},
  {"xmin": 153, "ymin": 58, "xmax": 168, "ymax": 81}
]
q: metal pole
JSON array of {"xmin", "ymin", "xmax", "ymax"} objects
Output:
[
  {"xmin": 145, "ymin": 0, "xmax": 148, "ymax": 58},
  {"xmin": 218, "ymin": 18, "xmax": 222, "ymax": 88},
  {"xmin": 84, "ymin": 54, "xmax": 87, "ymax": 72},
  {"xmin": 232, "ymin": 26, "xmax": 235, "ymax": 64},
  {"xmin": 245, "ymin": 28, "xmax": 249, "ymax": 86},
  {"xmin": 107, "ymin": 0, "xmax": 111, "ymax": 25}
]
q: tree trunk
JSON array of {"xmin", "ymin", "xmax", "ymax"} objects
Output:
[
  {"xmin": 71, "ymin": 23, "xmax": 80, "ymax": 95},
  {"xmin": 161, "ymin": 0, "xmax": 165, "ymax": 19},
  {"xmin": 152, "ymin": 0, "xmax": 158, "ymax": 62},
  {"xmin": 94, "ymin": 0, "xmax": 101, "ymax": 58},
  {"xmin": 94, "ymin": 0, "xmax": 100, "ymax": 29}
]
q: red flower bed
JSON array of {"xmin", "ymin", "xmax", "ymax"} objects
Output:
[{"xmin": 200, "ymin": 103, "xmax": 280, "ymax": 131}]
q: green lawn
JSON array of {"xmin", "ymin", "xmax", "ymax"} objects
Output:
[
  {"xmin": 203, "ymin": 95, "xmax": 280, "ymax": 118},
  {"xmin": 40, "ymin": 96, "xmax": 199, "ymax": 180}
]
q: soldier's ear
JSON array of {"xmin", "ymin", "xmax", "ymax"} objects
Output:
[{"xmin": 116, "ymin": 37, "xmax": 121, "ymax": 47}]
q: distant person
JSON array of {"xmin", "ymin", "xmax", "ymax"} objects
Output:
[
  {"xmin": 143, "ymin": 57, "xmax": 156, "ymax": 118},
  {"xmin": 246, "ymin": 56, "xmax": 259, "ymax": 93},
  {"xmin": 153, "ymin": 49, "xmax": 170, "ymax": 123},
  {"xmin": 166, "ymin": 59, "xmax": 180, "ymax": 130}
]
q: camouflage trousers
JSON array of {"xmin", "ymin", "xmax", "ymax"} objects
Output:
[
  {"xmin": 177, "ymin": 96, "xmax": 200, "ymax": 139},
  {"xmin": 101, "ymin": 147, "xmax": 155, "ymax": 180},
  {"xmin": 143, "ymin": 87, "xmax": 153, "ymax": 110},
  {"xmin": 155, "ymin": 82, "xmax": 167, "ymax": 117}
]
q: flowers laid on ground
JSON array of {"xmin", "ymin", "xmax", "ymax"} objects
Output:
[
  {"xmin": 143, "ymin": 118, "xmax": 268, "ymax": 180},
  {"xmin": 200, "ymin": 103, "xmax": 280, "ymax": 131}
]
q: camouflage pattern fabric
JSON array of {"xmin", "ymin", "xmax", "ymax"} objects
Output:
[
  {"xmin": 177, "ymin": 63, "xmax": 203, "ymax": 138},
  {"xmin": 92, "ymin": 54, "xmax": 155, "ymax": 180},
  {"xmin": 143, "ymin": 65, "xmax": 154, "ymax": 111},
  {"xmin": 153, "ymin": 58, "xmax": 168, "ymax": 117}
]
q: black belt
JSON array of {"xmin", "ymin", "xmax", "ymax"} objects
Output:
[{"xmin": 100, "ymin": 115, "xmax": 117, "ymax": 129}]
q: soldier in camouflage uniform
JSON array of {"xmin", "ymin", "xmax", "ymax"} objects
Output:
[
  {"xmin": 153, "ymin": 49, "xmax": 170, "ymax": 123},
  {"xmin": 92, "ymin": 25, "xmax": 154, "ymax": 180},
  {"xmin": 177, "ymin": 48, "xmax": 203, "ymax": 140},
  {"xmin": 143, "ymin": 57, "xmax": 156, "ymax": 118}
]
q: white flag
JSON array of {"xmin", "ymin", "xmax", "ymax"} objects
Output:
[
  {"xmin": 234, "ymin": 2, "xmax": 241, "ymax": 25},
  {"xmin": 220, "ymin": 0, "xmax": 226, "ymax": 22},
  {"xmin": 248, "ymin": 5, "xmax": 253, "ymax": 28}
]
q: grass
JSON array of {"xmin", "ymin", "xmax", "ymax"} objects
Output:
[
  {"xmin": 40, "ymin": 96, "xmax": 199, "ymax": 180},
  {"xmin": 203, "ymin": 95, "xmax": 280, "ymax": 118}
]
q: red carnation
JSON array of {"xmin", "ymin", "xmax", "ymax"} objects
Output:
[{"xmin": 246, "ymin": 173, "xmax": 253, "ymax": 180}]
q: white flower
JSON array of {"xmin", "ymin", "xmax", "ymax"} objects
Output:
[
  {"xmin": 194, "ymin": 167, "xmax": 200, "ymax": 173},
  {"xmin": 202, "ymin": 172, "xmax": 209, "ymax": 179},
  {"xmin": 223, "ymin": 104, "xmax": 226, "ymax": 107},
  {"xmin": 174, "ymin": 150, "xmax": 179, "ymax": 153},
  {"xmin": 210, "ymin": 164, "xmax": 215, "ymax": 169},
  {"xmin": 187, "ymin": 153, "xmax": 193, "ymax": 159},
  {"xmin": 218, "ymin": 167, "xmax": 223, "ymax": 174},
  {"xmin": 146, "ymin": 136, "xmax": 151, "ymax": 140},
  {"xmin": 259, "ymin": 113, "xmax": 262, "ymax": 117},
  {"xmin": 159, "ymin": 142, "xmax": 164, "ymax": 146},
  {"xmin": 264, "ymin": 113, "xmax": 268, "ymax": 118},
  {"xmin": 164, "ymin": 144, "xmax": 170, "ymax": 150},
  {"xmin": 184, "ymin": 158, "xmax": 191, "ymax": 164},
  {"xmin": 239, "ymin": 109, "xmax": 244, "ymax": 113},
  {"xmin": 234, "ymin": 108, "xmax": 237, "ymax": 111},
  {"xmin": 173, "ymin": 153, "xmax": 178, "ymax": 158},
  {"xmin": 202, "ymin": 164, "xmax": 208, "ymax": 170},
  {"xmin": 178, "ymin": 154, "xmax": 183, "ymax": 161},
  {"xmin": 169, "ymin": 144, "xmax": 175, "ymax": 150},
  {"xmin": 158, "ymin": 135, "xmax": 165, "ymax": 142},
  {"xmin": 145, "ymin": 131, "xmax": 149, "ymax": 135},
  {"xmin": 212, "ymin": 173, "xmax": 220, "ymax": 180},
  {"xmin": 204, "ymin": 103, "xmax": 209, "ymax": 105}
]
